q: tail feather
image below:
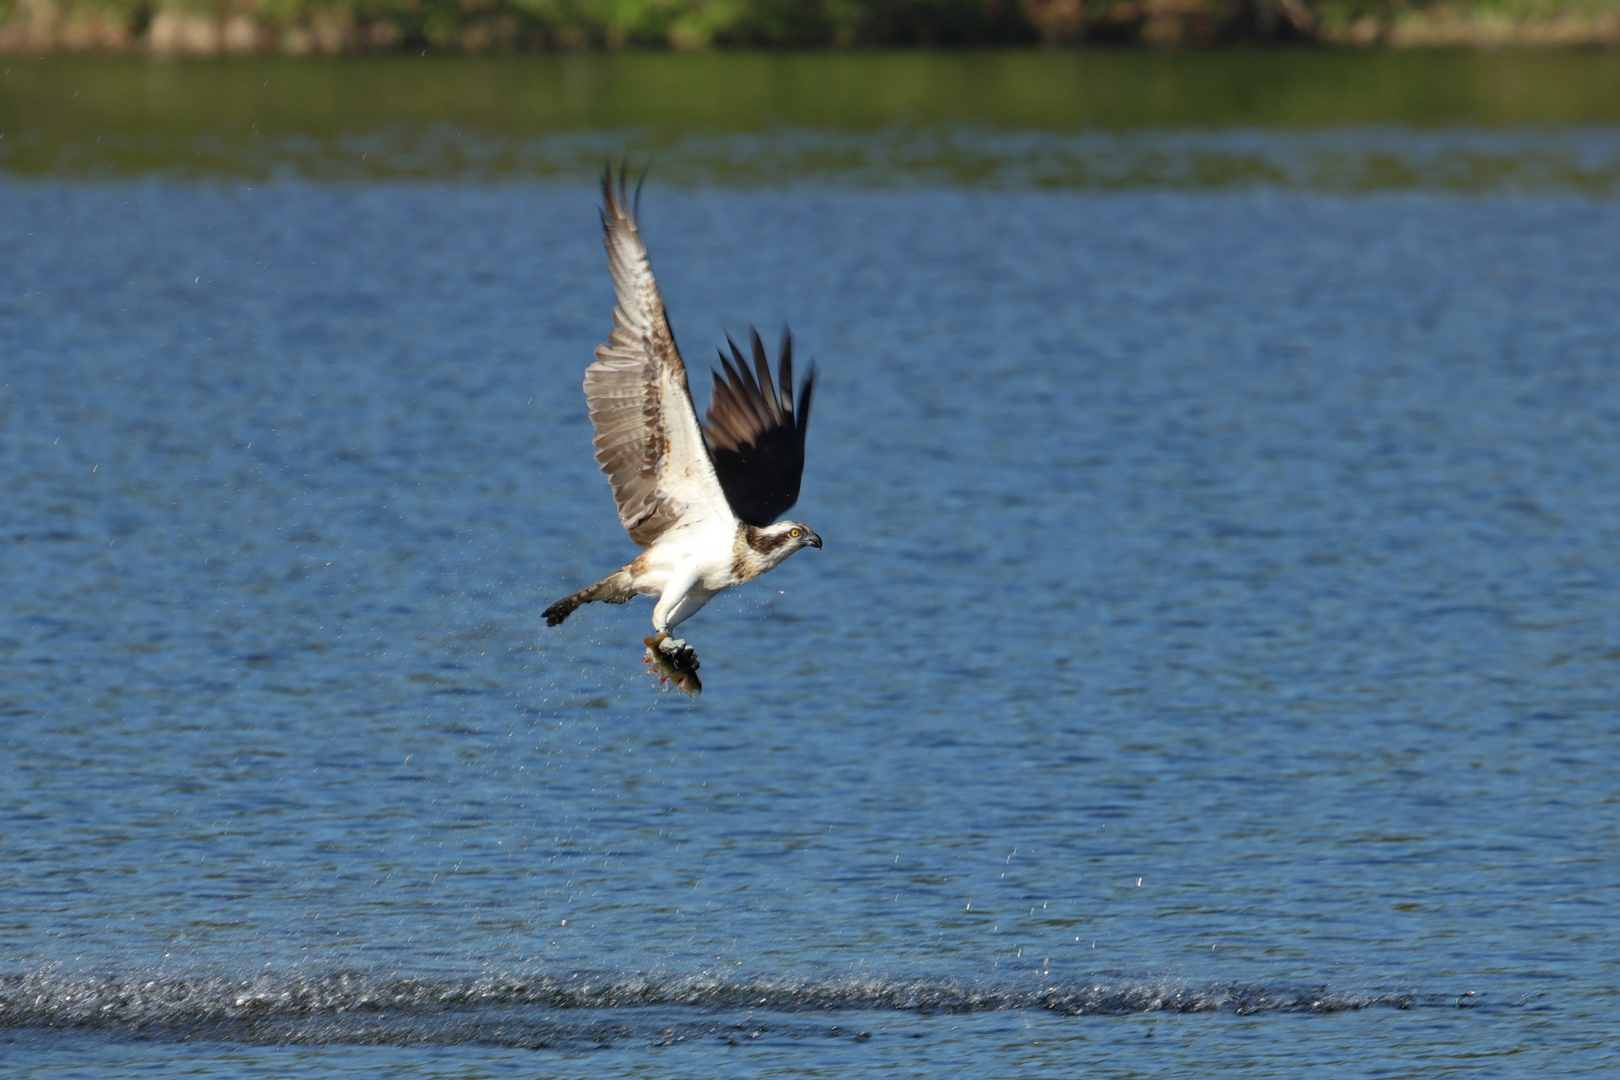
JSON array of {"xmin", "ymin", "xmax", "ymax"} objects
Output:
[
  {"xmin": 542, "ymin": 593, "xmax": 586, "ymax": 627},
  {"xmin": 544, "ymin": 568, "xmax": 634, "ymax": 627}
]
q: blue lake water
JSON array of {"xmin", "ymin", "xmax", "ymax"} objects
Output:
[{"xmin": 3, "ymin": 148, "xmax": 1620, "ymax": 1075}]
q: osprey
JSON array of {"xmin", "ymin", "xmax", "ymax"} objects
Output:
[{"xmin": 543, "ymin": 171, "xmax": 822, "ymax": 694}]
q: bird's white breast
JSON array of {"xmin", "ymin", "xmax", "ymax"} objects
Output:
[{"xmin": 632, "ymin": 514, "xmax": 741, "ymax": 596}]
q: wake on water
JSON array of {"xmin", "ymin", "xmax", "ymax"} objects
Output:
[{"xmin": 0, "ymin": 967, "xmax": 1457, "ymax": 1049}]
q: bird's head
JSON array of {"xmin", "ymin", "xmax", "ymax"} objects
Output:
[{"xmin": 752, "ymin": 521, "xmax": 823, "ymax": 564}]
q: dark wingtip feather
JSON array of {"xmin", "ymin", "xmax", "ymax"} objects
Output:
[
  {"xmin": 601, "ymin": 160, "xmax": 648, "ymax": 225},
  {"xmin": 797, "ymin": 361, "xmax": 816, "ymax": 435},
  {"xmin": 777, "ymin": 329, "xmax": 795, "ymax": 419},
  {"xmin": 728, "ymin": 336, "xmax": 765, "ymax": 404},
  {"xmin": 749, "ymin": 328, "xmax": 784, "ymax": 422}
]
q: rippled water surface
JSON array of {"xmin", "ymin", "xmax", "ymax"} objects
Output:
[{"xmin": 3, "ymin": 119, "xmax": 1620, "ymax": 1076}]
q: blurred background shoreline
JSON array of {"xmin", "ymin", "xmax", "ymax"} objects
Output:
[
  {"xmin": 6, "ymin": 52, "xmax": 1620, "ymax": 190},
  {"xmin": 3, "ymin": 0, "xmax": 1619, "ymax": 55}
]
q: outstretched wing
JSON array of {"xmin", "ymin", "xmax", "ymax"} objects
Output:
[
  {"xmin": 584, "ymin": 169, "xmax": 731, "ymax": 548},
  {"xmin": 702, "ymin": 328, "xmax": 816, "ymax": 527}
]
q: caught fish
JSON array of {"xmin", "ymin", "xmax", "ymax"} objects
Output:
[{"xmin": 643, "ymin": 632, "xmax": 702, "ymax": 696}]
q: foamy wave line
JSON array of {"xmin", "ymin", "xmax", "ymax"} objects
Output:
[{"xmin": 1, "ymin": 969, "xmax": 1407, "ymax": 1032}]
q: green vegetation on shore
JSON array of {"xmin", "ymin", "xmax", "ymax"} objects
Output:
[
  {"xmin": 3, "ymin": 0, "xmax": 1617, "ymax": 53},
  {"xmin": 6, "ymin": 51, "xmax": 1620, "ymax": 186}
]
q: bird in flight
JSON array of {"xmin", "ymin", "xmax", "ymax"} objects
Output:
[{"xmin": 543, "ymin": 170, "xmax": 821, "ymax": 694}]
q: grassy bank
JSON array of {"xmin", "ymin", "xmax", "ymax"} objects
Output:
[{"xmin": 3, "ymin": 0, "xmax": 1618, "ymax": 53}]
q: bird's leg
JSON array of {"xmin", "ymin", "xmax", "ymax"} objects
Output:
[{"xmin": 642, "ymin": 631, "xmax": 702, "ymax": 696}]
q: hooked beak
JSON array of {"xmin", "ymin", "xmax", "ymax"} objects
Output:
[{"xmin": 804, "ymin": 530, "xmax": 823, "ymax": 549}]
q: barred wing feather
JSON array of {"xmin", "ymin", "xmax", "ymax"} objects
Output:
[{"xmin": 585, "ymin": 171, "xmax": 731, "ymax": 548}]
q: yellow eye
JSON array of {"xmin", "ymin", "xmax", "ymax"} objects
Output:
[{"xmin": 790, "ymin": 528, "xmax": 802, "ymax": 538}]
